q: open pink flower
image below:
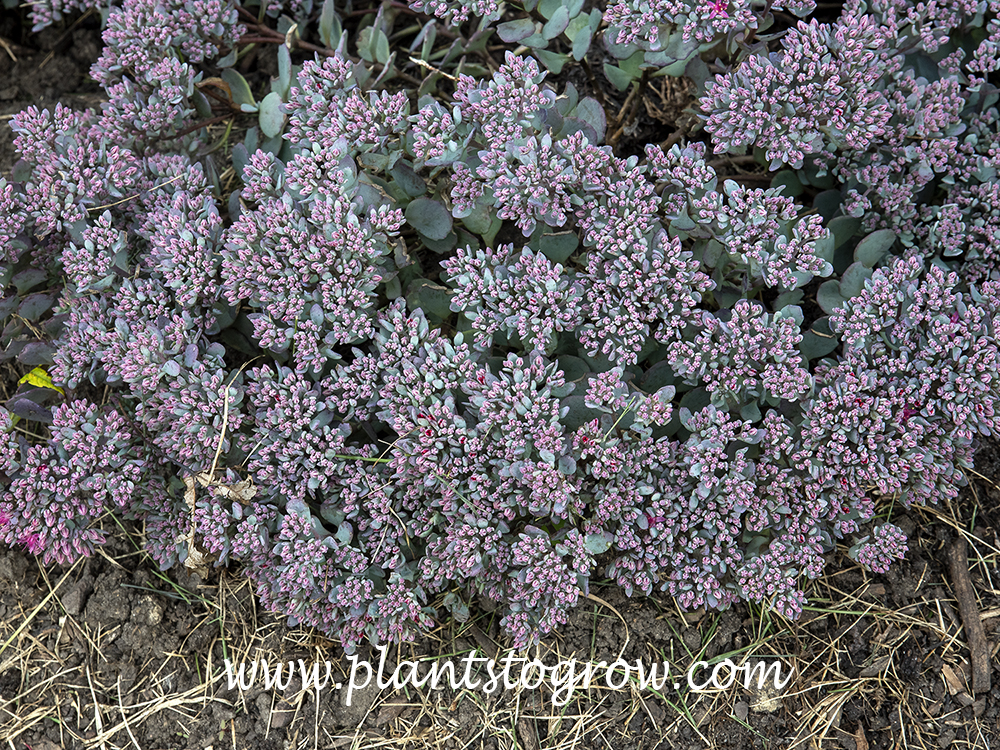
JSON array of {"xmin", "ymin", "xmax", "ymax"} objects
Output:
[{"xmin": 708, "ymin": 0, "xmax": 728, "ymax": 18}]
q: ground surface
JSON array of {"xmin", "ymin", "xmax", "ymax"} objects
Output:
[{"xmin": 1, "ymin": 8, "xmax": 999, "ymax": 750}]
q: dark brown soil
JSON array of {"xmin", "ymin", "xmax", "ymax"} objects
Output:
[
  {"xmin": 1, "ymin": 9, "xmax": 998, "ymax": 750},
  {"xmin": 0, "ymin": 11, "xmax": 104, "ymax": 175}
]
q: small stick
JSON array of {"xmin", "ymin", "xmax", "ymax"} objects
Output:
[
  {"xmin": 607, "ymin": 70, "xmax": 650, "ymax": 148},
  {"xmin": 949, "ymin": 536, "xmax": 992, "ymax": 693},
  {"xmin": 0, "ymin": 35, "xmax": 18, "ymax": 62}
]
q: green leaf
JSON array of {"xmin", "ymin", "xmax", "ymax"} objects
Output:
[
  {"xmin": 319, "ymin": 0, "xmax": 340, "ymax": 48},
  {"xmin": 543, "ymin": 6, "xmax": 570, "ymax": 39},
  {"xmin": 800, "ymin": 318, "xmax": 839, "ymax": 360},
  {"xmin": 854, "ymin": 228, "xmax": 896, "ymax": 268},
  {"xmin": 684, "ymin": 55, "xmax": 710, "ymax": 89},
  {"xmin": 816, "ymin": 279, "xmax": 846, "ymax": 315},
  {"xmin": 619, "ymin": 49, "xmax": 645, "ymax": 78},
  {"xmin": 12, "ymin": 269, "xmax": 46, "ymax": 295},
  {"xmin": 800, "ymin": 331, "xmax": 839, "ymax": 360},
  {"xmin": 713, "ymin": 285, "xmax": 741, "ymax": 309},
  {"xmin": 775, "ymin": 304, "xmax": 804, "ymax": 327},
  {"xmin": 584, "ymin": 532, "xmax": 612, "ymax": 554},
  {"xmin": 192, "ymin": 89, "xmax": 212, "ymax": 119},
  {"xmin": 455, "ymin": 230, "xmax": 479, "ymax": 255},
  {"xmin": 7, "ymin": 393, "xmax": 53, "ymax": 423},
  {"xmin": 482, "ymin": 215, "xmax": 503, "ymax": 246},
  {"xmin": 17, "ymin": 341, "xmax": 55, "ymax": 366},
  {"xmin": 773, "ymin": 289, "xmax": 804, "ymax": 309},
  {"xmin": 18, "ymin": 293, "xmax": 54, "ymax": 322},
  {"xmin": 258, "ymin": 92, "xmax": 285, "ymax": 138},
  {"xmin": 0, "ymin": 296, "xmax": 17, "ymax": 322},
  {"xmin": 406, "ymin": 279, "xmax": 453, "ymax": 320},
  {"xmin": 827, "ymin": 215, "xmax": 861, "ymax": 249},
  {"xmin": 359, "ymin": 151, "xmax": 390, "ymax": 171},
  {"xmin": 679, "ymin": 386, "xmax": 711, "ymax": 416},
  {"xmin": 216, "ymin": 48, "xmax": 237, "ymax": 68},
  {"xmin": 574, "ymin": 97, "xmax": 605, "ymax": 141},
  {"xmin": 770, "ymin": 170, "xmax": 802, "ymax": 197},
  {"xmin": 221, "ymin": 68, "xmax": 256, "ymax": 111},
  {"xmin": 603, "ymin": 63, "xmax": 633, "ymax": 91},
  {"xmin": 539, "ymin": 231, "xmax": 578, "ymax": 262},
  {"xmin": 569, "ymin": 16, "xmax": 593, "ymax": 60},
  {"xmin": 498, "ymin": 18, "xmax": 535, "ymax": 43},
  {"xmin": 389, "ymin": 161, "xmax": 426, "ymax": 198},
  {"xmin": 812, "ymin": 189, "xmax": 842, "ymax": 222},
  {"xmin": 557, "ymin": 454, "xmax": 577, "ymax": 475},
  {"xmin": 587, "ymin": 7, "xmax": 602, "ymax": 32},
  {"xmin": 243, "ymin": 126, "xmax": 258, "ymax": 154},
  {"xmin": 11, "ymin": 159, "xmax": 31, "ymax": 182},
  {"xmin": 275, "ymin": 45, "xmax": 292, "ymax": 99},
  {"xmin": 421, "ymin": 230, "xmax": 457, "ymax": 254},
  {"xmin": 358, "ymin": 26, "xmax": 375, "ymax": 62},
  {"xmin": 560, "ymin": 395, "xmax": 603, "ymax": 430},
  {"xmin": 556, "ymin": 355, "xmax": 590, "ymax": 382},
  {"xmin": 534, "ymin": 49, "xmax": 566, "ymax": 74},
  {"xmin": 537, "ymin": 0, "xmax": 561, "ymax": 18},
  {"xmin": 461, "ymin": 203, "xmax": 493, "ymax": 235},
  {"xmin": 558, "ymin": 81, "xmax": 579, "ymax": 115},
  {"xmin": 232, "ymin": 143, "xmax": 250, "ymax": 182},
  {"xmin": 603, "ymin": 27, "xmax": 639, "ymax": 60},
  {"xmin": 418, "ymin": 20, "xmax": 436, "ymax": 61},
  {"xmin": 653, "ymin": 57, "xmax": 690, "ymax": 77},
  {"xmin": 637, "ymin": 361, "xmax": 675, "ymax": 393},
  {"xmin": 374, "ymin": 29, "xmax": 390, "ymax": 65},
  {"xmin": 406, "ymin": 198, "xmax": 453, "ymax": 240},
  {"xmin": 840, "ymin": 261, "xmax": 873, "ymax": 298},
  {"xmin": 740, "ymin": 401, "xmax": 762, "ymax": 422},
  {"xmin": 520, "ymin": 32, "xmax": 548, "ymax": 48},
  {"xmin": 798, "ymin": 158, "xmax": 836, "ymax": 189}
]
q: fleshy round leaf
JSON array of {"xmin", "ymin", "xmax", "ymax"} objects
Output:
[
  {"xmin": 390, "ymin": 161, "xmax": 427, "ymax": 198},
  {"xmin": 12, "ymin": 268, "xmax": 47, "ymax": 294},
  {"xmin": 258, "ymin": 92, "xmax": 286, "ymax": 139},
  {"xmin": 854, "ymin": 229, "xmax": 896, "ymax": 268},
  {"xmin": 543, "ymin": 6, "xmax": 570, "ymax": 39},
  {"xmin": 6, "ymin": 394, "xmax": 53, "ymax": 423},
  {"xmin": 498, "ymin": 18, "xmax": 535, "ymax": 43},
  {"xmin": 556, "ymin": 355, "xmax": 590, "ymax": 382},
  {"xmin": 816, "ymin": 279, "xmax": 847, "ymax": 315},
  {"xmin": 827, "ymin": 215, "xmax": 861, "ymax": 249},
  {"xmin": 574, "ymin": 97, "xmax": 606, "ymax": 141},
  {"xmin": 539, "ymin": 232, "xmax": 578, "ymax": 262},
  {"xmin": 813, "ymin": 189, "xmax": 842, "ymax": 222},
  {"xmin": 603, "ymin": 63, "xmax": 633, "ymax": 91},
  {"xmin": 406, "ymin": 279, "xmax": 453, "ymax": 320},
  {"xmin": 799, "ymin": 317, "xmax": 840, "ymax": 360},
  {"xmin": 221, "ymin": 68, "xmax": 256, "ymax": 111},
  {"xmin": 534, "ymin": 49, "xmax": 567, "ymax": 74},
  {"xmin": 319, "ymin": 0, "xmax": 341, "ymax": 48},
  {"xmin": 18, "ymin": 293, "xmax": 54, "ymax": 322},
  {"xmin": 840, "ymin": 261, "xmax": 873, "ymax": 298},
  {"xmin": 770, "ymin": 170, "xmax": 802, "ymax": 197},
  {"xmin": 17, "ymin": 341, "xmax": 55, "ymax": 366},
  {"xmin": 560, "ymin": 395, "xmax": 603, "ymax": 430},
  {"xmin": 406, "ymin": 198, "xmax": 453, "ymax": 240}
]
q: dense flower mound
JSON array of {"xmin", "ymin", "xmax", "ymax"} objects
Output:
[{"xmin": 2, "ymin": 0, "xmax": 999, "ymax": 652}]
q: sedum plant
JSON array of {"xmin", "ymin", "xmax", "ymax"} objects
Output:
[{"xmin": 2, "ymin": 0, "xmax": 999, "ymax": 654}]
